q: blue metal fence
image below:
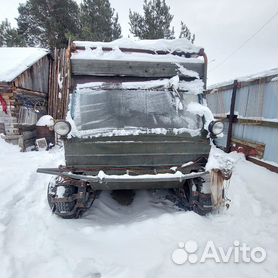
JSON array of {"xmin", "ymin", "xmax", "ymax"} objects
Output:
[{"xmin": 206, "ymin": 69, "xmax": 278, "ymax": 164}]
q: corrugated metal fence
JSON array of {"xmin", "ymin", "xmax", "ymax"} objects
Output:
[{"xmin": 206, "ymin": 69, "xmax": 278, "ymax": 168}]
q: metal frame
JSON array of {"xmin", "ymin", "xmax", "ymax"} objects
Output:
[{"xmin": 37, "ymin": 167, "xmax": 208, "ymax": 183}]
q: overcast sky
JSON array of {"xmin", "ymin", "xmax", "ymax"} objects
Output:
[{"xmin": 1, "ymin": 0, "xmax": 277, "ymax": 85}]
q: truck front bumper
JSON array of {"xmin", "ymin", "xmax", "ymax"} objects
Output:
[{"xmin": 37, "ymin": 167, "xmax": 208, "ymax": 184}]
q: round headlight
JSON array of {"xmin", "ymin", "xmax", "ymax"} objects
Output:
[
  {"xmin": 208, "ymin": 121, "xmax": 224, "ymax": 136},
  {"xmin": 54, "ymin": 121, "xmax": 71, "ymax": 136}
]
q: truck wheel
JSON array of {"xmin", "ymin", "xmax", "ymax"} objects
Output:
[
  {"xmin": 168, "ymin": 177, "xmax": 213, "ymax": 215},
  {"xmin": 54, "ymin": 185, "xmax": 80, "ymax": 219},
  {"xmin": 185, "ymin": 177, "xmax": 213, "ymax": 215},
  {"xmin": 47, "ymin": 177, "xmax": 82, "ymax": 219}
]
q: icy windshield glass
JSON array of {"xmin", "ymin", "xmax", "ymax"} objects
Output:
[{"xmin": 71, "ymin": 88, "xmax": 202, "ymax": 131}]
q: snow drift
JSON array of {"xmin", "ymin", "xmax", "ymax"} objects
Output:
[{"xmin": 0, "ymin": 138, "xmax": 277, "ymax": 277}]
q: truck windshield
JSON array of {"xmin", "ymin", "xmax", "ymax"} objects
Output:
[{"xmin": 71, "ymin": 88, "xmax": 202, "ymax": 131}]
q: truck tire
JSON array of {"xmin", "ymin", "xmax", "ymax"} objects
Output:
[
  {"xmin": 47, "ymin": 179, "xmax": 82, "ymax": 219},
  {"xmin": 168, "ymin": 176, "xmax": 213, "ymax": 216},
  {"xmin": 185, "ymin": 178, "xmax": 213, "ymax": 215}
]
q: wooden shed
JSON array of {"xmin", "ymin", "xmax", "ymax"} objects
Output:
[{"xmin": 0, "ymin": 47, "xmax": 51, "ymax": 150}]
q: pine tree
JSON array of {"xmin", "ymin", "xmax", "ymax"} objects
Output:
[
  {"xmin": 111, "ymin": 13, "xmax": 121, "ymax": 40},
  {"xmin": 129, "ymin": 0, "xmax": 174, "ymax": 39},
  {"xmin": 80, "ymin": 0, "xmax": 121, "ymax": 41},
  {"xmin": 0, "ymin": 19, "xmax": 24, "ymax": 47},
  {"xmin": 164, "ymin": 26, "xmax": 175, "ymax": 39},
  {"xmin": 16, "ymin": 0, "xmax": 81, "ymax": 49},
  {"xmin": 179, "ymin": 21, "xmax": 195, "ymax": 43}
]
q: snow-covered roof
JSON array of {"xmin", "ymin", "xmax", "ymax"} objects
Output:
[
  {"xmin": 0, "ymin": 47, "xmax": 49, "ymax": 82},
  {"xmin": 71, "ymin": 48, "xmax": 203, "ymax": 64},
  {"xmin": 71, "ymin": 38, "xmax": 204, "ymax": 78},
  {"xmin": 208, "ymin": 68, "xmax": 278, "ymax": 90},
  {"xmin": 71, "ymin": 38, "xmax": 203, "ymax": 64},
  {"xmin": 73, "ymin": 37, "xmax": 202, "ymax": 54}
]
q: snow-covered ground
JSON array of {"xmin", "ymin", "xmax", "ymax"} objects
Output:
[{"xmin": 0, "ymin": 138, "xmax": 277, "ymax": 277}]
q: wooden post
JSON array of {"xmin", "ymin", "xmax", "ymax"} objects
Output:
[
  {"xmin": 64, "ymin": 38, "xmax": 72, "ymax": 120},
  {"xmin": 226, "ymin": 79, "xmax": 238, "ymax": 152},
  {"xmin": 199, "ymin": 48, "xmax": 208, "ymax": 89}
]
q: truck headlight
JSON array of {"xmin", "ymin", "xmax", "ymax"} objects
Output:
[
  {"xmin": 54, "ymin": 121, "xmax": 71, "ymax": 136},
  {"xmin": 208, "ymin": 121, "xmax": 224, "ymax": 136}
]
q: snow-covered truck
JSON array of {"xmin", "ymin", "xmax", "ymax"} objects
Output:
[{"xmin": 37, "ymin": 38, "xmax": 230, "ymax": 218}]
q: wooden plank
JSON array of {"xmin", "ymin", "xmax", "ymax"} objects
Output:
[
  {"xmin": 0, "ymin": 84, "xmax": 13, "ymax": 93},
  {"xmin": 64, "ymin": 44, "xmax": 71, "ymax": 120},
  {"xmin": 60, "ymin": 48, "xmax": 67, "ymax": 119},
  {"xmin": 238, "ymin": 118, "xmax": 278, "ymax": 129},
  {"xmin": 0, "ymin": 88, "xmax": 12, "ymax": 94},
  {"xmin": 71, "ymin": 59, "xmax": 204, "ymax": 78},
  {"xmin": 54, "ymin": 49, "xmax": 60, "ymax": 119},
  {"xmin": 247, "ymin": 156, "xmax": 278, "ymax": 173},
  {"xmin": 48, "ymin": 51, "xmax": 54, "ymax": 116},
  {"xmin": 214, "ymin": 116, "xmax": 278, "ymax": 129},
  {"xmin": 0, "ymin": 92, "xmax": 13, "ymax": 97},
  {"xmin": 231, "ymin": 137, "xmax": 265, "ymax": 159},
  {"xmin": 14, "ymin": 87, "xmax": 47, "ymax": 98}
]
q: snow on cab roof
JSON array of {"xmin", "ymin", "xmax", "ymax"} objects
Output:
[
  {"xmin": 0, "ymin": 47, "xmax": 49, "ymax": 82},
  {"xmin": 72, "ymin": 38, "xmax": 203, "ymax": 63},
  {"xmin": 73, "ymin": 37, "xmax": 202, "ymax": 54}
]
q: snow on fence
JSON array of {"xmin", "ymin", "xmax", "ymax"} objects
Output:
[{"xmin": 206, "ymin": 69, "xmax": 278, "ymax": 172}]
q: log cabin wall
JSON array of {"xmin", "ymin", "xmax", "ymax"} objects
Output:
[
  {"xmin": 14, "ymin": 55, "xmax": 50, "ymax": 93},
  {"xmin": 0, "ymin": 54, "xmax": 51, "ymax": 150}
]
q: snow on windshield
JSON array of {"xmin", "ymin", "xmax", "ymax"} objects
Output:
[
  {"xmin": 76, "ymin": 77, "xmax": 204, "ymax": 95},
  {"xmin": 67, "ymin": 77, "xmax": 209, "ymax": 138},
  {"xmin": 69, "ymin": 88, "xmax": 201, "ymax": 137}
]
